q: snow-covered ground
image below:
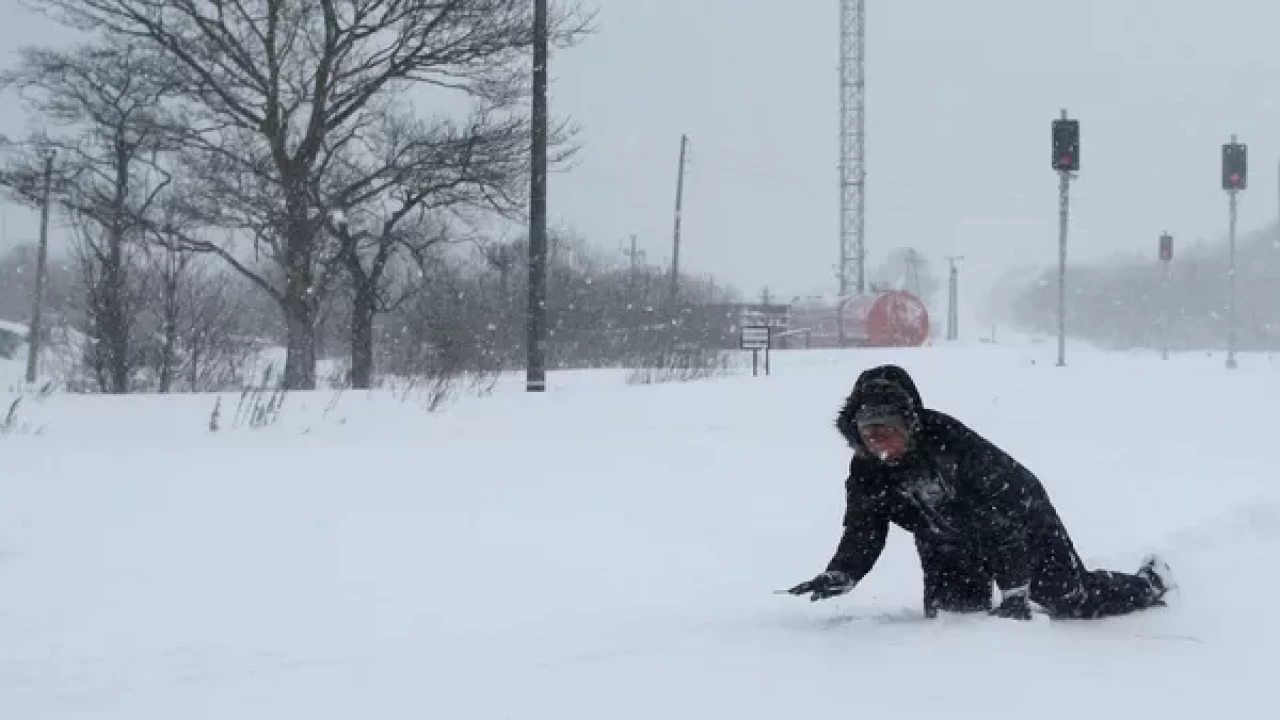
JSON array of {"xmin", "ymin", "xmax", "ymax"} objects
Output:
[{"xmin": 2, "ymin": 337, "xmax": 1278, "ymax": 719}]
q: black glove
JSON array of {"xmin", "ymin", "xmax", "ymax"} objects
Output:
[
  {"xmin": 786, "ymin": 571, "xmax": 856, "ymax": 602},
  {"xmin": 990, "ymin": 587, "xmax": 1033, "ymax": 620}
]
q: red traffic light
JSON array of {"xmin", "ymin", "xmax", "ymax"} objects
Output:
[
  {"xmin": 1052, "ymin": 117, "xmax": 1080, "ymax": 171},
  {"xmin": 1223, "ymin": 141, "xmax": 1247, "ymax": 190}
]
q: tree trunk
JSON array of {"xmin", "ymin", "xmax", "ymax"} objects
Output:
[
  {"xmin": 101, "ymin": 153, "xmax": 131, "ymax": 394},
  {"xmin": 280, "ymin": 195, "xmax": 318, "ymax": 390},
  {"xmin": 282, "ymin": 296, "xmax": 317, "ymax": 390},
  {"xmin": 105, "ymin": 275, "xmax": 128, "ymax": 392},
  {"xmin": 189, "ymin": 339, "xmax": 201, "ymax": 391},
  {"xmin": 158, "ymin": 331, "xmax": 175, "ymax": 392},
  {"xmin": 338, "ymin": 220, "xmax": 379, "ymax": 390},
  {"xmin": 99, "ymin": 231, "xmax": 129, "ymax": 394},
  {"xmin": 350, "ymin": 281, "xmax": 376, "ymax": 389},
  {"xmin": 158, "ymin": 266, "xmax": 179, "ymax": 393},
  {"xmin": 158, "ymin": 314, "xmax": 177, "ymax": 392}
]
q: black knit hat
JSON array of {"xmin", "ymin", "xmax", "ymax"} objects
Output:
[{"xmin": 852, "ymin": 380, "xmax": 914, "ymax": 429}]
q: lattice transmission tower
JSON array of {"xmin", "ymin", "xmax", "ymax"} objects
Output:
[{"xmin": 838, "ymin": 0, "xmax": 866, "ymax": 297}]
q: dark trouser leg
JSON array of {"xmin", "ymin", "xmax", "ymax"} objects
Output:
[
  {"xmin": 916, "ymin": 539, "xmax": 994, "ymax": 617},
  {"xmin": 1031, "ymin": 533, "xmax": 1160, "ymax": 619}
]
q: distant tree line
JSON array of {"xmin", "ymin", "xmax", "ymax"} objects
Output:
[
  {"xmin": 1003, "ymin": 222, "xmax": 1280, "ymax": 352},
  {"xmin": 0, "ymin": 225, "xmax": 744, "ymax": 393}
]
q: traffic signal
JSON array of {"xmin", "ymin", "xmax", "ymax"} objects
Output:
[
  {"xmin": 1159, "ymin": 233, "xmax": 1173, "ymax": 262},
  {"xmin": 1052, "ymin": 118, "xmax": 1080, "ymax": 172},
  {"xmin": 1223, "ymin": 141, "xmax": 1247, "ymax": 190}
]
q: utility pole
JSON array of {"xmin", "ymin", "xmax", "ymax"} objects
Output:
[
  {"xmin": 624, "ymin": 233, "xmax": 645, "ymax": 278},
  {"xmin": 669, "ymin": 134, "xmax": 689, "ymax": 309},
  {"xmin": 1222, "ymin": 136, "xmax": 1247, "ymax": 370},
  {"xmin": 25, "ymin": 150, "xmax": 54, "ymax": 385},
  {"xmin": 945, "ymin": 255, "xmax": 963, "ymax": 341},
  {"xmin": 623, "ymin": 233, "xmax": 644, "ymax": 308},
  {"xmin": 903, "ymin": 249, "xmax": 922, "ymax": 296},
  {"xmin": 1159, "ymin": 233, "xmax": 1173, "ymax": 360},
  {"xmin": 525, "ymin": 0, "xmax": 549, "ymax": 392},
  {"xmin": 1051, "ymin": 110, "xmax": 1080, "ymax": 368}
]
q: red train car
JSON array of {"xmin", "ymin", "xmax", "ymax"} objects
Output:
[{"xmin": 786, "ymin": 291, "xmax": 930, "ymax": 348}]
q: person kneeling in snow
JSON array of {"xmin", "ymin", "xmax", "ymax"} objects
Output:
[{"xmin": 786, "ymin": 364, "xmax": 1173, "ymax": 620}]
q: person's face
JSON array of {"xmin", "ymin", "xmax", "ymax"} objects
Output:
[{"xmin": 859, "ymin": 423, "xmax": 908, "ymax": 462}]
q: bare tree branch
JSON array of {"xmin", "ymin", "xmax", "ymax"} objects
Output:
[
  {"xmin": 27, "ymin": 0, "xmax": 594, "ymax": 389},
  {"xmin": 0, "ymin": 42, "xmax": 178, "ymax": 393}
]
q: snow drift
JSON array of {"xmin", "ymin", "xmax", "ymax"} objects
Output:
[{"xmin": 1, "ymin": 340, "xmax": 1277, "ymax": 719}]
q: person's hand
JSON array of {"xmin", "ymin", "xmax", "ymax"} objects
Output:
[{"xmin": 785, "ymin": 571, "xmax": 856, "ymax": 602}]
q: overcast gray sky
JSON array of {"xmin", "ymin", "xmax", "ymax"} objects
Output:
[{"xmin": 5, "ymin": 0, "xmax": 1280, "ymax": 314}]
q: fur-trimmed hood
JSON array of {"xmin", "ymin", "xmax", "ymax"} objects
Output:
[{"xmin": 835, "ymin": 364, "xmax": 925, "ymax": 455}]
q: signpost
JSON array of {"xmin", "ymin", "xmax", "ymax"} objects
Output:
[{"xmin": 740, "ymin": 325, "xmax": 772, "ymax": 377}]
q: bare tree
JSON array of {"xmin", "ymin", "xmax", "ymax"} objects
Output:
[
  {"xmin": 0, "ymin": 244, "xmax": 77, "ymax": 327},
  {"xmin": 143, "ymin": 229, "xmax": 196, "ymax": 392},
  {"xmin": 138, "ymin": 236, "xmax": 262, "ymax": 393},
  {"xmin": 326, "ymin": 105, "xmax": 533, "ymax": 388},
  {"xmin": 68, "ymin": 215, "xmax": 146, "ymax": 391},
  {"xmin": 381, "ymin": 249, "xmax": 504, "ymax": 402},
  {"xmin": 381, "ymin": 231, "xmax": 746, "ymax": 377},
  {"xmin": 178, "ymin": 261, "xmax": 260, "ymax": 391},
  {"xmin": 871, "ymin": 247, "xmax": 940, "ymax": 305},
  {"xmin": 0, "ymin": 43, "xmax": 176, "ymax": 393},
  {"xmin": 34, "ymin": 0, "xmax": 591, "ymax": 390},
  {"xmin": 333, "ymin": 211, "xmax": 442, "ymax": 388}
]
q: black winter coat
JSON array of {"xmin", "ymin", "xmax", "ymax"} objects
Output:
[{"xmin": 826, "ymin": 365, "xmax": 1073, "ymax": 598}]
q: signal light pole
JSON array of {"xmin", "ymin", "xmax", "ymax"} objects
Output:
[
  {"xmin": 1222, "ymin": 135, "xmax": 1247, "ymax": 370},
  {"xmin": 1051, "ymin": 109, "xmax": 1080, "ymax": 368}
]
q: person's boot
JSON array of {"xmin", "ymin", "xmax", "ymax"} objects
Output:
[{"xmin": 1137, "ymin": 555, "xmax": 1175, "ymax": 606}]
